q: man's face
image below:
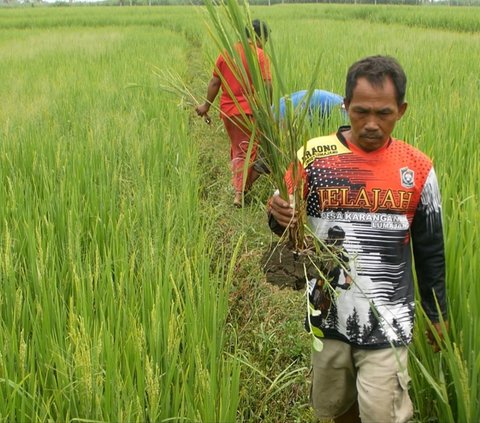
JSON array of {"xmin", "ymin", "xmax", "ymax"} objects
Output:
[{"xmin": 344, "ymin": 77, "xmax": 407, "ymax": 152}]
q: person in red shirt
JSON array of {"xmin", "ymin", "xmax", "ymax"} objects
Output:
[{"xmin": 196, "ymin": 19, "xmax": 272, "ymax": 208}]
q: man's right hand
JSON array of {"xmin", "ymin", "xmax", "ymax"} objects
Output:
[{"xmin": 269, "ymin": 193, "xmax": 297, "ymax": 228}]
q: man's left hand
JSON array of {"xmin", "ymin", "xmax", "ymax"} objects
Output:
[{"xmin": 426, "ymin": 320, "xmax": 449, "ymax": 353}]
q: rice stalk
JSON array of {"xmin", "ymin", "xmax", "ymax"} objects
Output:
[{"xmin": 198, "ymin": 0, "xmax": 328, "ymax": 256}]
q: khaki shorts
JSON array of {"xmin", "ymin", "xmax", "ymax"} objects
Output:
[{"xmin": 310, "ymin": 339, "xmax": 413, "ymax": 423}]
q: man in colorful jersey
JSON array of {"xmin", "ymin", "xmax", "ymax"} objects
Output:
[
  {"xmin": 195, "ymin": 19, "xmax": 272, "ymax": 208},
  {"xmin": 268, "ymin": 55, "xmax": 448, "ymax": 423}
]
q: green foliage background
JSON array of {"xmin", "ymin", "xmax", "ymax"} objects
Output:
[{"xmin": 0, "ymin": 4, "xmax": 478, "ymax": 422}]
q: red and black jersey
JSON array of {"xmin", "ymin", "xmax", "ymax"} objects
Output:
[{"xmin": 283, "ymin": 126, "xmax": 446, "ymax": 348}]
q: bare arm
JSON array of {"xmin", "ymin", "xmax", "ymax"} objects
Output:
[{"xmin": 195, "ymin": 76, "xmax": 221, "ymax": 121}]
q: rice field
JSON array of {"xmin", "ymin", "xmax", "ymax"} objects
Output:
[{"xmin": 0, "ymin": 4, "xmax": 479, "ymax": 422}]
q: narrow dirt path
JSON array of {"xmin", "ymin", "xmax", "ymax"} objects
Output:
[{"xmin": 185, "ymin": 38, "xmax": 317, "ymax": 422}]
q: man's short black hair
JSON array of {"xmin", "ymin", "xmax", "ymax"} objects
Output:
[
  {"xmin": 345, "ymin": 55, "xmax": 407, "ymax": 106},
  {"xmin": 246, "ymin": 19, "xmax": 269, "ymax": 42}
]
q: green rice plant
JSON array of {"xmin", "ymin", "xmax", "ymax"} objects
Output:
[
  {"xmin": 0, "ymin": 16, "xmax": 241, "ymax": 422},
  {"xmin": 321, "ymin": 5, "xmax": 480, "ymax": 34},
  {"xmin": 198, "ymin": 0, "xmax": 325, "ymax": 254}
]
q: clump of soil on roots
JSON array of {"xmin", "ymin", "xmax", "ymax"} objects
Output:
[{"xmin": 261, "ymin": 240, "xmax": 322, "ymax": 291}]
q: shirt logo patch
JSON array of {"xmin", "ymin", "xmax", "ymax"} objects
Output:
[
  {"xmin": 400, "ymin": 167, "xmax": 414, "ymax": 188},
  {"xmin": 298, "ymin": 135, "xmax": 352, "ymax": 166}
]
